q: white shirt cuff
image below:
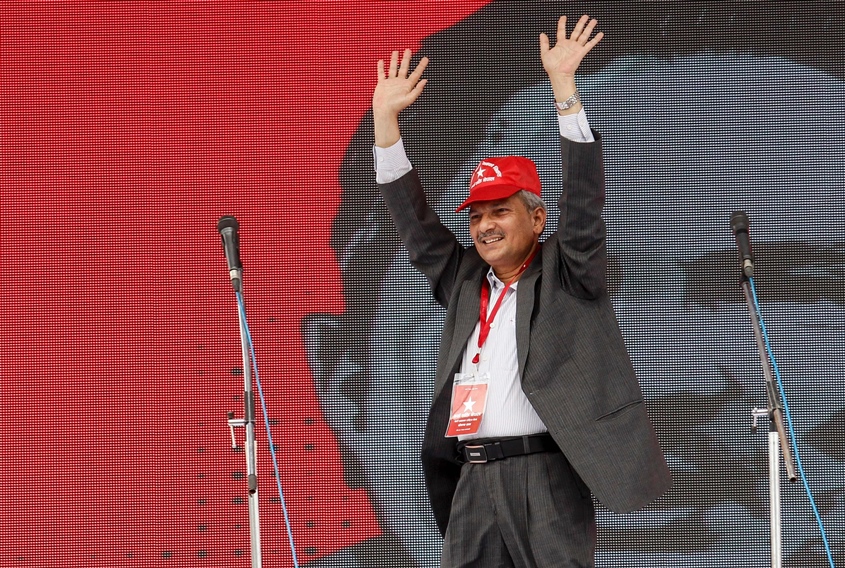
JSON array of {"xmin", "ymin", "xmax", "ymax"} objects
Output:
[
  {"xmin": 373, "ymin": 138, "xmax": 413, "ymax": 184},
  {"xmin": 557, "ymin": 109, "xmax": 594, "ymax": 143}
]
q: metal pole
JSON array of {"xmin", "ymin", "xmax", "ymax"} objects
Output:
[
  {"xmin": 742, "ymin": 277, "xmax": 795, "ymax": 568},
  {"xmin": 768, "ymin": 428, "xmax": 782, "ymax": 568},
  {"xmin": 218, "ymin": 216, "xmax": 263, "ymax": 567},
  {"xmin": 240, "ymin": 305, "xmax": 263, "ymax": 568},
  {"xmin": 225, "ymin": 292, "xmax": 263, "ymax": 567}
]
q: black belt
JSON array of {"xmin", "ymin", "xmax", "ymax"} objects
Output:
[{"xmin": 457, "ymin": 433, "xmax": 560, "ymax": 464}]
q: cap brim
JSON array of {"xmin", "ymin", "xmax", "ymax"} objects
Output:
[{"xmin": 454, "ymin": 184, "xmax": 525, "ymax": 212}]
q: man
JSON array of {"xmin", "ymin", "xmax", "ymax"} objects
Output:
[{"xmin": 369, "ymin": 15, "xmax": 670, "ymax": 566}]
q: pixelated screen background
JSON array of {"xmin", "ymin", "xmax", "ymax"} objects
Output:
[{"xmin": 2, "ymin": 2, "xmax": 842, "ymax": 567}]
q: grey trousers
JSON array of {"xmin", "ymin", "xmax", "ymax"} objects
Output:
[{"xmin": 440, "ymin": 451, "xmax": 596, "ymax": 568}]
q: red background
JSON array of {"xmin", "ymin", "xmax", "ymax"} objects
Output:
[{"xmin": 1, "ymin": 2, "xmax": 490, "ymax": 565}]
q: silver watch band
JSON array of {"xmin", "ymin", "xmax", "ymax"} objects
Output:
[{"xmin": 554, "ymin": 89, "xmax": 581, "ymax": 111}]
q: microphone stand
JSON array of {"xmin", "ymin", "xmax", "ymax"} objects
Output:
[
  {"xmin": 225, "ymin": 273, "xmax": 263, "ymax": 568},
  {"xmin": 742, "ymin": 273, "xmax": 797, "ymax": 568}
]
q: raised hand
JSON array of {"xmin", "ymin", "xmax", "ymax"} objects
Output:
[
  {"xmin": 540, "ymin": 15, "xmax": 603, "ymax": 78},
  {"xmin": 372, "ymin": 49, "xmax": 428, "ymax": 147},
  {"xmin": 540, "ymin": 15, "xmax": 603, "ymax": 111}
]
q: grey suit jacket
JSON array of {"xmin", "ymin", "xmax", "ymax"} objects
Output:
[{"xmin": 379, "ymin": 133, "xmax": 671, "ymax": 536}]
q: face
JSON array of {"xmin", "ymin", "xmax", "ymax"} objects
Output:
[{"xmin": 468, "ymin": 193, "xmax": 546, "ymax": 277}]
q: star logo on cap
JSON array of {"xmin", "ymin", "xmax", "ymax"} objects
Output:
[{"xmin": 471, "ymin": 161, "xmax": 502, "ymax": 189}]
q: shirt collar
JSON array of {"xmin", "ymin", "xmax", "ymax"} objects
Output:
[{"xmin": 486, "ymin": 267, "xmax": 520, "ymax": 291}]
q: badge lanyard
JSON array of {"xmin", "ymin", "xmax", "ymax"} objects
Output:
[
  {"xmin": 471, "ymin": 245, "xmax": 539, "ymax": 365},
  {"xmin": 446, "ymin": 246, "xmax": 540, "ymax": 438}
]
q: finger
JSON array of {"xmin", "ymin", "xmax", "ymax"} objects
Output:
[
  {"xmin": 556, "ymin": 15, "xmax": 567, "ymax": 43},
  {"xmin": 376, "ymin": 59, "xmax": 385, "ymax": 81},
  {"xmin": 570, "ymin": 14, "xmax": 589, "ymax": 41},
  {"xmin": 584, "ymin": 30, "xmax": 604, "ymax": 51},
  {"xmin": 408, "ymin": 55, "xmax": 429, "ymax": 83},
  {"xmin": 388, "ymin": 50, "xmax": 399, "ymax": 77},
  {"xmin": 398, "ymin": 48, "xmax": 413, "ymax": 78},
  {"xmin": 408, "ymin": 78, "xmax": 428, "ymax": 102},
  {"xmin": 579, "ymin": 18, "xmax": 598, "ymax": 45},
  {"xmin": 539, "ymin": 32, "xmax": 550, "ymax": 55}
]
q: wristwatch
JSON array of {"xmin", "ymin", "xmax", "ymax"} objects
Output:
[{"xmin": 554, "ymin": 89, "xmax": 581, "ymax": 111}]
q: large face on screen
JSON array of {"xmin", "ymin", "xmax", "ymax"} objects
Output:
[{"xmin": 307, "ymin": 53, "xmax": 845, "ymax": 566}]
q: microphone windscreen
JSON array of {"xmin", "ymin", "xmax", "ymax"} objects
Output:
[
  {"xmin": 217, "ymin": 215, "xmax": 239, "ymax": 233},
  {"xmin": 730, "ymin": 211, "xmax": 749, "ymax": 233}
]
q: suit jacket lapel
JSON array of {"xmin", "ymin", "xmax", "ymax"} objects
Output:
[
  {"xmin": 516, "ymin": 255, "xmax": 542, "ymax": 378},
  {"xmin": 444, "ymin": 278, "xmax": 482, "ymax": 380},
  {"xmin": 441, "ymin": 253, "xmax": 541, "ymax": 390}
]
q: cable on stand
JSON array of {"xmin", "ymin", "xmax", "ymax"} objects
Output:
[
  {"xmin": 732, "ymin": 211, "xmax": 796, "ymax": 568},
  {"xmin": 217, "ymin": 216, "xmax": 301, "ymax": 568},
  {"xmin": 731, "ymin": 211, "xmax": 836, "ymax": 568},
  {"xmin": 218, "ymin": 216, "xmax": 262, "ymax": 567}
]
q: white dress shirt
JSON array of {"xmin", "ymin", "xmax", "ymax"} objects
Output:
[{"xmin": 375, "ymin": 109, "xmax": 595, "ymax": 439}]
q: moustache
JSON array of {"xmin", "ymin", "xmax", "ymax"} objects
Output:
[{"xmin": 477, "ymin": 230, "xmax": 505, "ymax": 240}]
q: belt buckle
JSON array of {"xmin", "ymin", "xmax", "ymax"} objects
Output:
[{"xmin": 463, "ymin": 444, "xmax": 488, "ymax": 463}]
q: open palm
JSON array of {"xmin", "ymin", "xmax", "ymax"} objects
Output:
[
  {"xmin": 540, "ymin": 15, "xmax": 604, "ymax": 78},
  {"xmin": 372, "ymin": 48, "xmax": 429, "ymax": 118}
]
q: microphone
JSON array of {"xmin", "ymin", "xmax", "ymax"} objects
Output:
[
  {"xmin": 730, "ymin": 211, "xmax": 754, "ymax": 278},
  {"xmin": 217, "ymin": 216, "xmax": 243, "ymax": 291}
]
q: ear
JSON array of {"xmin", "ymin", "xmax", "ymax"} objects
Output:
[{"xmin": 532, "ymin": 206, "xmax": 547, "ymax": 235}]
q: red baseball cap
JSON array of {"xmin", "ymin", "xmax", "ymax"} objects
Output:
[{"xmin": 455, "ymin": 156, "xmax": 542, "ymax": 212}]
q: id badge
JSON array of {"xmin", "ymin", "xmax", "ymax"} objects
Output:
[{"xmin": 445, "ymin": 372, "xmax": 489, "ymax": 437}]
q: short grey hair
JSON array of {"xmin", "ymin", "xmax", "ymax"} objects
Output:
[{"xmin": 517, "ymin": 189, "xmax": 546, "ymax": 213}]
